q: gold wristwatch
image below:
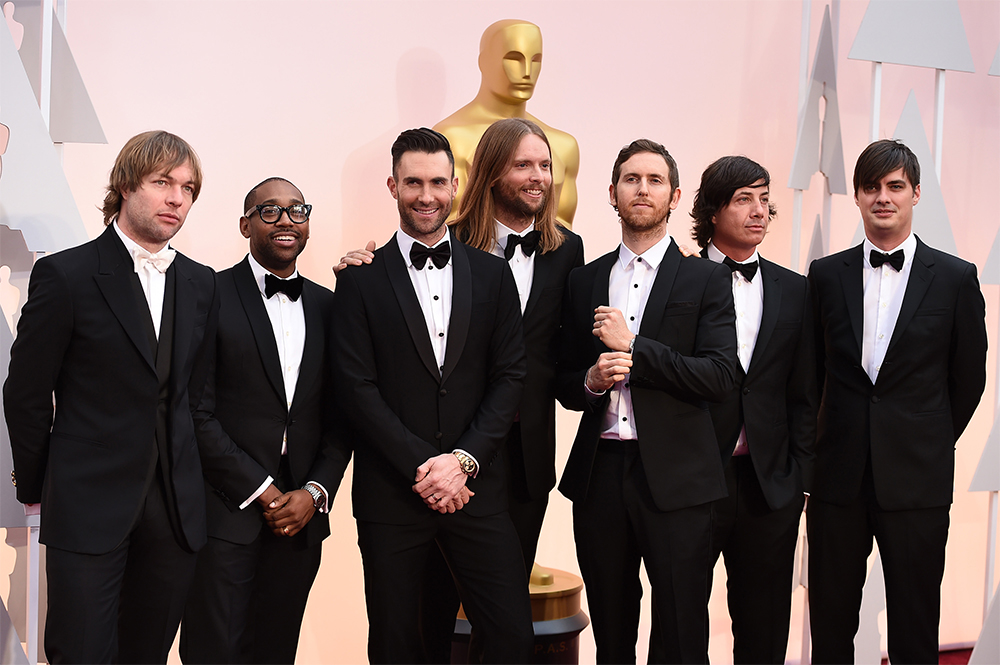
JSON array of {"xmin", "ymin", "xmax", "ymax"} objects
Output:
[{"xmin": 452, "ymin": 450, "xmax": 477, "ymax": 476}]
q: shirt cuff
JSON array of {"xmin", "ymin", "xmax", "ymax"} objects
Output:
[
  {"xmin": 452, "ymin": 449, "xmax": 479, "ymax": 478},
  {"xmin": 584, "ymin": 377, "xmax": 606, "ymax": 400},
  {"xmin": 306, "ymin": 481, "xmax": 330, "ymax": 513},
  {"xmin": 240, "ymin": 476, "xmax": 274, "ymax": 510}
]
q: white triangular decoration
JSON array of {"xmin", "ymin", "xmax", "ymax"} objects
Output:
[
  {"xmin": 788, "ymin": 6, "xmax": 847, "ymax": 195},
  {"xmin": 969, "ymin": 589, "xmax": 1000, "ymax": 664},
  {"xmin": 0, "ymin": 14, "xmax": 87, "ymax": 252},
  {"xmin": 849, "ymin": 0, "xmax": 975, "ymax": 73},
  {"xmin": 806, "ymin": 214, "xmax": 825, "ymax": 266},
  {"xmin": 991, "ymin": 44, "xmax": 1000, "ymax": 76},
  {"xmin": 982, "ymin": 230, "xmax": 1000, "ymax": 286}
]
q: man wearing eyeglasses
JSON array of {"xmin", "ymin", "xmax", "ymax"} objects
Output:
[{"xmin": 179, "ymin": 178, "xmax": 349, "ymax": 664}]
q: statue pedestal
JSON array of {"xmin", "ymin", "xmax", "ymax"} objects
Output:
[{"xmin": 452, "ymin": 564, "xmax": 590, "ymax": 664}]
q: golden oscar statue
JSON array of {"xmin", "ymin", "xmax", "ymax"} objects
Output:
[{"xmin": 434, "ymin": 19, "xmax": 580, "ymax": 227}]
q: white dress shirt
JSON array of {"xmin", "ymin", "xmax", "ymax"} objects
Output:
[
  {"xmin": 707, "ymin": 242, "xmax": 763, "ymax": 456},
  {"xmin": 862, "ymin": 233, "xmax": 916, "ymax": 383},
  {"xmin": 597, "ymin": 234, "xmax": 673, "ymax": 440},
  {"xmin": 242, "ymin": 255, "xmax": 329, "ymax": 512},
  {"xmin": 492, "ymin": 220, "xmax": 536, "ymax": 313},
  {"xmin": 113, "ymin": 222, "xmax": 168, "ymax": 338},
  {"xmin": 395, "ymin": 229, "xmax": 479, "ymax": 473}
]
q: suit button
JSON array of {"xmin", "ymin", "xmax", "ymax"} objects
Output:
[
  {"xmin": 742, "ymin": 387, "xmax": 750, "ymax": 395},
  {"xmin": 871, "ymin": 395, "xmax": 879, "ymax": 403},
  {"xmin": 439, "ymin": 389, "xmax": 447, "ymax": 397},
  {"xmin": 435, "ymin": 432, "xmax": 443, "ymax": 440}
]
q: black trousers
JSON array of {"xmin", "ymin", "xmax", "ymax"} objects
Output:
[
  {"xmin": 574, "ymin": 441, "xmax": 712, "ymax": 664},
  {"xmin": 808, "ymin": 478, "xmax": 950, "ymax": 665},
  {"xmin": 506, "ymin": 422, "xmax": 550, "ymax": 573},
  {"xmin": 358, "ymin": 510, "xmax": 533, "ymax": 664},
  {"xmin": 44, "ymin": 475, "xmax": 197, "ymax": 665},
  {"xmin": 710, "ymin": 455, "xmax": 803, "ymax": 664}
]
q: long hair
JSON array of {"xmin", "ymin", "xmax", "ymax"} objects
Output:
[
  {"xmin": 102, "ymin": 130, "xmax": 202, "ymax": 225},
  {"xmin": 451, "ymin": 118, "xmax": 564, "ymax": 254}
]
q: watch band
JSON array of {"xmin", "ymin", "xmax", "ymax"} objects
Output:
[
  {"xmin": 452, "ymin": 450, "xmax": 477, "ymax": 476},
  {"xmin": 302, "ymin": 482, "xmax": 324, "ymax": 510}
]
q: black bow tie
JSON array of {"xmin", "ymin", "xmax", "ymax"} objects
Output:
[
  {"xmin": 503, "ymin": 230, "xmax": 541, "ymax": 261},
  {"xmin": 410, "ymin": 241, "xmax": 451, "ymax": 270},
  {"xmin": 723, "ymin": 256, "xmax": 758, "ymax": 282},
  {"xmin": 264, "ymin": 273, "xmax": 303, "ymax": 301},
  {"xmin": 870, "ymin": 249, "xmax": 904, "ymax": 272}
]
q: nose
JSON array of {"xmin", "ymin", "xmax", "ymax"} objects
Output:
[
  {"xmin": 875, "ymin": 186, "xmax": 891, "ymax": 203},
  {"xmin": 751, "ymin": 198, "xmax": 766, "ymax": 218},
  {"xmin": 635, "ymin": 177, "xmax": 650, "ymax": 196},
  {"xmin": 165, "ymin": 184, "xmax": 184, "ymax": 207},
  {"xmin": 274, "ymin": 208, "xmax": 294, "ymax": 226}
]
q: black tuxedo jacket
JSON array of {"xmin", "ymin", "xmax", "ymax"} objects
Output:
[
  {"xmin": 193, "ymin": 257, "xmax": 348, "ymax": 548},
  {"xmin": 332, "ymin": 231, "xmax": 526, "ymax": 524},
  {"xmin": 703, "ymin": 252, "xmax": 817, "ymax": 510},
  {"xmin": 510, "ymin": 226, "xmax": 584, "ymax": 499},
  {"xmin": 556, "ymin": 240, "xmax": 737, "ymax": 512},
  {"xmin": 4, "ymin": 225, "xmax": 219, "ymax": 554},
  {"xmin": 808, "ymin": 237, "xmax": 987, "ymax": 510}
]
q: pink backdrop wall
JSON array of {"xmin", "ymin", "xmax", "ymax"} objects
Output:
[{"xmin": 4, "ymin": 0, "xmax": 999, "ymax": 662}]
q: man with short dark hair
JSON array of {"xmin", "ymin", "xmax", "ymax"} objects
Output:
[
  {"xmin": 4, "ymin": 130, "xmax": 219, "ymax": 664},
  {"xmin": 332, "ymin": 128, "xmax": 532, "ymax": 663},
  {"xmin": 689, "ymin": 156, "xmax": 816, "ymax": 663},
  {"xmin": 180, "ymin": 177, "xmax": 347, "ymax": 664},
  {"xmin": 807, "ymin": 139, "xmax": 987, "ymax": 664},
  {"xmin": 556, "ymin": 139, "xmax": 737, "ymax": 663}
]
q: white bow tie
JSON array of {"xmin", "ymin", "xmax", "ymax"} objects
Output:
[{"xmin": 133, "ymin": 247, "xmax": 176, "ymax": 274}]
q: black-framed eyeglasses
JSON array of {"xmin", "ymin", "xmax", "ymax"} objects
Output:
[{"xmin": 244, "ymin": 204, "xmax": 312, "ymax": 224}]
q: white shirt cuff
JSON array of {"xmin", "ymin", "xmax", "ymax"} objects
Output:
[{"xmin": 240, "ymin": 476, "xmax": 274, "ymax": 510}]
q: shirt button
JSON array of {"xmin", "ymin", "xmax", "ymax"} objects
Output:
[
  {"xmin": 634, "ymin": 284, "xmax": 639, "ymax": 288},
  {"xmin": 878, "ymin": 334, "xmax": 884, "ymax": 340},
  {"xmin": 622, "ymin": 416, "xmax": 628, "ymax": 422},
  {"xmin": 433, "ymin": 295, "xmax": 439, "ymax": 301},
  {"xmin": 428, "ymin": 265, "xmax": 434, "ymax": 270},
  {"xmin": 286, "ymin": 331, "xmax": 290, "ymax": 336},
  {"xmin": 636, "ymin": 257, "xmax": 643, "ymax": 263},
  {"xmin": 630, "ymin": 316, "xmax": 635, "ymax": 321},
  {"xmin": 438, "ymin": 332, "xmax": 444, "ymax": 338}
]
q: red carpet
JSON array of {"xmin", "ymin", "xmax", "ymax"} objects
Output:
[{"xmin": 880, "ymin": 648, "xmax": 971, "ymax": 664}]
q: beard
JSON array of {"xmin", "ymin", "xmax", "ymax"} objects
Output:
[
  {"xmin": 493, "ymin": 179, "xmax": 547, "ymax": 223},
  {"xmin": 397, "ymin": 197, "xmax": 452, "ymax": 242},
  {"xmin": 618, "ymin": 197, "xmax": 671, "ymax": 234}
]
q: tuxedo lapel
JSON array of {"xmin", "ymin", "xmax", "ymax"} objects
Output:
[
  {"xmin": 294, "ymin": 280, "xmax": 325, "ymax": 410},
  {"xmin": 590, "ymin": 251, "xmax": 616, "ymax": 354},
  {"xmin": 886, "ymin": 239, "xmax": 934, "ymax": 357},
  {"xmin": 838, "ymin": 245, "xmax": 865, "ymax": 360},
  {"xmin": 94, "ymin": 226, "xmax": 156, "ymax": 372},
  {"xmin": 639, "ymin": 240, "xmax": 680, "ymax": 338},
  {"xmin": 384, "ymin": 238, "xmax": 440, "ymax": 379},
  {"xmin": 442, "ymin": 233, "xmax": 471, "ymax": 383},
  {"xmin": 232, "ymin": 258, "xmax": 286, "ymax": 402},
  {"xmin": 522, "ymin": 248, "xmax": 553, "ymax": 322},
  {"xmin": 748, "ymin": 259, "xmax": 781, "ymax": 374}
]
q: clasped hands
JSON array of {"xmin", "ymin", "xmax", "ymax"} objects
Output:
[
  {"xmin": 587, "ymin": 306, "xmax": 634, "ymax": 393},
  {"xmin": 412, "ymin": 453, "xmax": 474, "ymax": 514},
  {"xmin": 259, "ymin": 484, "xmax": 316, "ymax": 538}
]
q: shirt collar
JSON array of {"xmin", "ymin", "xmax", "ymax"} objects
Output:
[
  {"xmin": 863, "ymin": 232, "xmax": 916, "ymax": 271},
  {"xmin": 247, "ymin": 252, "xmax": 299, "ymax": 297},
  {"xmin": 396, "ymin": 228, "xmax": 452, "ymax": 269},
  {"xmin": 706, "ymin": 241, "xmax": 760, "ymax": 266},
  {"xmin": 618, "ymin": 233, "xmax": 672, "ymax": 271}
]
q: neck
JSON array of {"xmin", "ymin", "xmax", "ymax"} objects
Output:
[
  {"xmin": 254, "ymin": 251, "xmax": 296, "ymax": 278},
  {"xmin": 404, "ymin": 225, "xmax": 447, "ymax": 247},
  {"xmin": 473, "ymin": 87, "xmax": 529, "ymax": 118},
  {"xmin": 622, "ymin": 224, "xmax": 666, "ymax": 256},
  {"xmin": 496, "ymin": 209, "xmax": 533, "ymax": 234},
  {"xmin": 713, "ymin": 239, "xmax": 756, "ymax": 263},
  {"xmin": 866, "ymin": 230, "xmax": 908, "ymax": 252}
]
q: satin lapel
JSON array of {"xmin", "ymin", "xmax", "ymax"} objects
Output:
[
  {"xmin": 522, "ymin": 248, "xmax": 552, "ymax": 322},
  {"xmin": 170, "ymin": 255, "xmax": 205, "ymax": 387},
  {"xmin": 442, "ymin": 233, "xmax": 471, "ymax": 383},
  {"xmin": 233, "ymin": 258, "xmax": 286, "ymax": 402},
  {"xmin": 839, "ymin": 245, "xmax": 865, "ymax": 360},
  {"xmin": 590, "ymin": 250, "xmax": 616, "ymax": 354},
  {"xmin": 385, "ymin": 238, "xmax": 440, "ymax": 379},
  {"xmin": 638, "ymin": 240, "xmax": 680, "ymax": 339},
  {"xmin": 748, "ymin": 258, "xmax": 781, "ymax": 374},
  {"xmin": 94, "ymin": 227, "xmax": 155, "ymax": 372},
  {"xmin": 885, "ymin": 240, "xmax": 934, "ymax": 356},
  {"xmin": 293, "ymin": 279, "xmax": 325, "ymax": 410}
]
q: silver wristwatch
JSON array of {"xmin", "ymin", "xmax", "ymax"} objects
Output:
[{"xmin": 302, "ymin": 482, "xmax": 324, "ymax": 510}]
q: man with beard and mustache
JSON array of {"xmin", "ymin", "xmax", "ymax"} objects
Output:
[
  {"xmin": 332, "ymin": 128, "xmax": 532, "ymax": 663},
  {"xmin": 555, "ymin": 139, "xmax": 737, "ymax": 663},
  {"xmin": 180, "ymin": 177, "xmax": 349, "ymax": 664}
]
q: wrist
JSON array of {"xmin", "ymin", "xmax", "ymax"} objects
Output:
[{"xmin": 302, "ymin": 482, "xmax": 325, "ymax": 510}]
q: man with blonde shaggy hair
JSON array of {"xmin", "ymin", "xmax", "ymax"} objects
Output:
[{"xmin": 4, "ymin": 130, "xmax": 219, "ymax": 664}]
